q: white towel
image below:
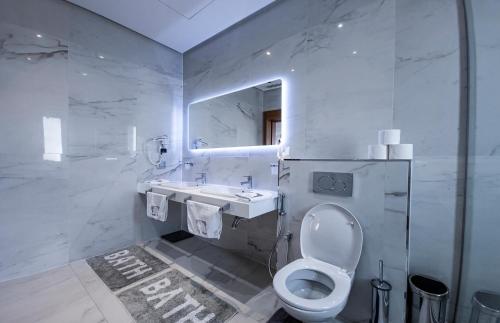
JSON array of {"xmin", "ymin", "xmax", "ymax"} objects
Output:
[
  {"xmin": 186, "ymin": 200, "xmax": 222, "ymax": 239},
  {"xmin": 235, "ymin": 192, "xmax": 261, "ymax": 202},
  {"xmin": 146, "ymin": 191, "xmax": 168, "ymax": 222}
]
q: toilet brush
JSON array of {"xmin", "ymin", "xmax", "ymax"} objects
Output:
[{"xmin": 370, "ymin": 260, "xmax": 392, "ymax": 323}]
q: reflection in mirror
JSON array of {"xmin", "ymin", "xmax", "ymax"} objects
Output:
[{"xmin": 189, "ymin": 79, "xmax": 282, "ymax": 149}]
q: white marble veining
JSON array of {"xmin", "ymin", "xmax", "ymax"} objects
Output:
[
  {"xmin": 182, "ymin": 0, "xmax": 396, "ymax": 269},
  {"xmin": 185, "ymin": 0, "xmax": 395, "ymax": 159},
  {"xmin": 394, "ymin": 0, "xmax": 464, "ymax": 318},
  {"xmin": 0, "ymin": 0, "xmax": 183, "ymax": 281},
  {"xmin": 0, "ymin": 21, "xmax": 71, "ymax": 280},
  {"xmin": 0, "ymin": 3, "xmax": 472, "ymax": 323}
]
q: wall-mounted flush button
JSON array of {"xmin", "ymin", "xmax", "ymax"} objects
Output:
[{"xmin": 313, "ymin": 172, "xmax": 353, "ymax": 197}]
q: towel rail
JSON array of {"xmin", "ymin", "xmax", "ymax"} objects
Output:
[
  {"xmin": 183, "ymin": 195, "xmax": 230, "ymax": 212},
  {"xmin": 146, "ymin": 189, "xmax": 176, "ymax": 200},
  {"xmin": 147, "ymin": 191, "xmax": 230, "ymax": 212}
]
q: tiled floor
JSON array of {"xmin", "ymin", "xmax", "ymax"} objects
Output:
[
  {"xmin": 0, "ymin": 238, "xmax": 280, "ymax": 323},
  {"xmin": 0, "ymin": 265, "xmax": 112, "ymax": 323},
  {"xmin": 150, "ymin": 237, "xmax": 272, "ymax": 292}
]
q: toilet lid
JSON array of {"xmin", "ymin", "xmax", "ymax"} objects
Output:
[{"xmin": 300, "ymin": 203, "xmax": 363, "ymax": 273}]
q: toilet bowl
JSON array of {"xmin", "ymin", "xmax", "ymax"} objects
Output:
[{"xmin": 273, "ymin": 203, "xmax": 363, "ymax": 322}]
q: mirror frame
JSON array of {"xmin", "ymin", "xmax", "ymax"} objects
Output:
[{"xmin": 187, "ymin": 77, "xmax": 286, "ymax": 153}]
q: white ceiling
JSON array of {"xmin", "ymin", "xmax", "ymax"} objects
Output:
[{"xmin": 67, "ymin": 0, "xmax": 275, "ymax": 53}]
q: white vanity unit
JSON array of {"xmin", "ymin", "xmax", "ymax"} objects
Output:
[{"xmin": 137, "ymin": 180, "xmax": 278, "ymax": 219}]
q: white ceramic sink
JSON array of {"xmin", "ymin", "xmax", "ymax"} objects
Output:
[
  {"xmin": 200, "ymin": 185, "xmax": 254, "ymax": 198},
  {"xmin": 138, "ymin": 181, "xmax": 278, "ymax": 219},
  {"xmin": 157, "ymin": 181, "xmax": 202, "ymax": 190}
]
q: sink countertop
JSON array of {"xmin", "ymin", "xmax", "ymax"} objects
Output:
[{"xmin": 137, "ymin": 181, "xmax": 278, "ymax": 219}]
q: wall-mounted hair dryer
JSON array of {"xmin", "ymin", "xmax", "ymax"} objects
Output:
[{"xmin": 143, "ymin": 135, "xmax": 169, "ymax": 169}]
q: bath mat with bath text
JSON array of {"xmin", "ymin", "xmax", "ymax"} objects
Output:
[
  {"xmin": 117, "ymin": 268, "xmax": 237, "ymax": 323},
  {"xmin": 86, "ymin": 245, "xmax": 169, "ymax": 291}
]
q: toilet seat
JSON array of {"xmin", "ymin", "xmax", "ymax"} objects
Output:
[
  {"xmin": 272, "ymin": 202, "xmax": 363, "ymax": 321},
  {"xmin": 273, "ymin": 258, "xmax": 351, "ymax": 312}
]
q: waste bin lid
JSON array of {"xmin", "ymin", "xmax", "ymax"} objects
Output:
[
  {"xmin": 472, "ymin": 291, "xmax": 500, "ymax": 317},
  {"xmin": 409, "ymin": 275, "xmax": 449, "ymax": 301}
]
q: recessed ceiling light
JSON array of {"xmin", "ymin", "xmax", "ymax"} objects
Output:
[
  {"xmin": 98, "ymin": 55, "xmax": 105, "ymax": 59},
  {"xmin": 81, "ymin": 72, "xmax": 88, "ymax": 76},
  {"xmin": 337, "ymin": 23, "xmax": 343, "ymax": 29},
  {"xmin": 352, "ymin": 50, "xmax": 358, "ymax": 55},
  {"xmin": 36, "ymin": 34, "xmax": 43, "ymax": 38},
  {"xmin": 291, "ymin": 68, "xmax": 295, "ymax": 72},
  {"xmin": 266, "ymin": 51, "xmax": 271, "ymax": 56},
  {"xmin": 26, "ymin": 57, "xmax": 32, "ymax": 61}
]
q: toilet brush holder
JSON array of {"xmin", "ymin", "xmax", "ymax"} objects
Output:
[{"xmin": 371, "ymin": 260, "xmax": 392, "ymax": 323}]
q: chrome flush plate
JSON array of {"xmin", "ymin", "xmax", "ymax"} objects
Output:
[{"xmin": 312, "ymin": 172, "xmax": 353, "ymax": 197}]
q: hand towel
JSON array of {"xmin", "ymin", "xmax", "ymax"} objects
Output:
[
  {"xmin": 186, "ymin": 200, "xmax": 222, "ymax": 239},
  {"xmin": 146, "ymin": 191, "xmax": 168, "ymax": 222},
  {"xmin": 235, "ymin": 192, "xmax": 261, "ymax": 202}
]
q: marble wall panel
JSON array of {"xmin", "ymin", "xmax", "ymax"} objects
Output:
[
  {"xmin": 456, "ymin": 0, "xmax": 500, "ymax": 320},
  {"xmin": 183, "ymin": 0, "xmax": 396, "ymax": 268},
  {"xmin": 0, "ymin": 0, "xmax": 183, "ymax": 281},
  {"xmin": 394, "ymin": 0, "xmax": 465, "ymax": 317}
]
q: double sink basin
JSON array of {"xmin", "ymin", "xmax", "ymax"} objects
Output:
[{"xmin": 139, "ymin": 180, "xmax": 278, "ymax": 219}]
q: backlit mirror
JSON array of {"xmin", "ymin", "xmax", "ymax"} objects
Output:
[{"xmin": 188, "ymin": 79, "xmax": 282, "ymax": 149}]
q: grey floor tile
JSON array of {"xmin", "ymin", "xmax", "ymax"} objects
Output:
[
  {"xmin": 204, "ymin": 267, "xmax": 234, "ymax": 287},
  {"xmin": 154, "ymin": 240, "xmax": 189, "ymax": 261},
  {"xmin": 175, "ymin": 255, "xmax": 214, "ymax": 279},
  {"xmin": 190, "ymin": 242, "xmax": 231, "ymax": 263},
  {"xmin": 173, "ymin": 236, "xmax": 211, "ymax": 254},
  {"xmin": 241, "ymin": 265, "xmax": 272, "ymax": 289},
  {"xmin": 245, "ymin": 286, "xmax": 280, "ymax": 320},
  {"xmin": 191, "ymin": 242, "xmax": 266, "ymax": 280},
  {"xmin": 152, "ymin": 238, "xmax": 272, "ymax": 315},
  {"xmin": 162, "ymin": 237, "xmax": 272, "ymax": 289},
  {"xmin": 217, "ymin": 278, "xmax": 261, "ymax": 304},
  {"xmin": 205, "ymin": 270, "xmax": 261, "ymax": 304}
]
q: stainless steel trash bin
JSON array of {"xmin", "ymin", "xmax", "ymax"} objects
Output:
[
  {"xmin": 409, "ymin": 274, "xmax": 449, "ymax": 323},
  {"xmin": 469, "ymin": 291, "xmax": 500, "ymax": 323}
]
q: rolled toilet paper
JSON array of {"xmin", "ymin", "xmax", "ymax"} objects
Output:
[
  {"xmin": 378, "ymin": 129, "xmax": 401, "ymax": 145},
  {"xmin": 388, "ymin": 144, "xmax": 413, "ymax": 160},
  {"xmin": 368, "ymin": 144, "xmax": 388, "ymax": 160}
]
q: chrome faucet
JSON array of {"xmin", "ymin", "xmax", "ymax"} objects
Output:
[
  {"xmin": 195, "ymin": 172, "xmax": 207, "ymax": 185},
  {"xmin": 240, "ymin": 175, "xmax": 253, "ymax": 189}
]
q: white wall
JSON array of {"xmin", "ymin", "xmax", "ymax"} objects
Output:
[
  {"xmin": 0, "ymin": 0, "xmax": 183, "ymax": 281},
  {"xmin": 183, "ymin": 0, "xmax": 465, "ymax": 320},
  {"xmin": 456, "ymin": 0, "xmax": 500, "ymax": 321},
  {"xmin": 394, "ymin": 0, "xmax": 465, "ymax": 318},
  {"xmin": 182, "ymin": 0, "xmax": 396, "ymax": 268},
  {"xmin": 0, "ymin": 3, "xmax": 469, "ymax": 321}
]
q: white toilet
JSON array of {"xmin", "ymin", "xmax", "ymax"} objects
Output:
[{"xmin": 273, "ymin": 203, "xmax": 363, "ymax": 322}]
